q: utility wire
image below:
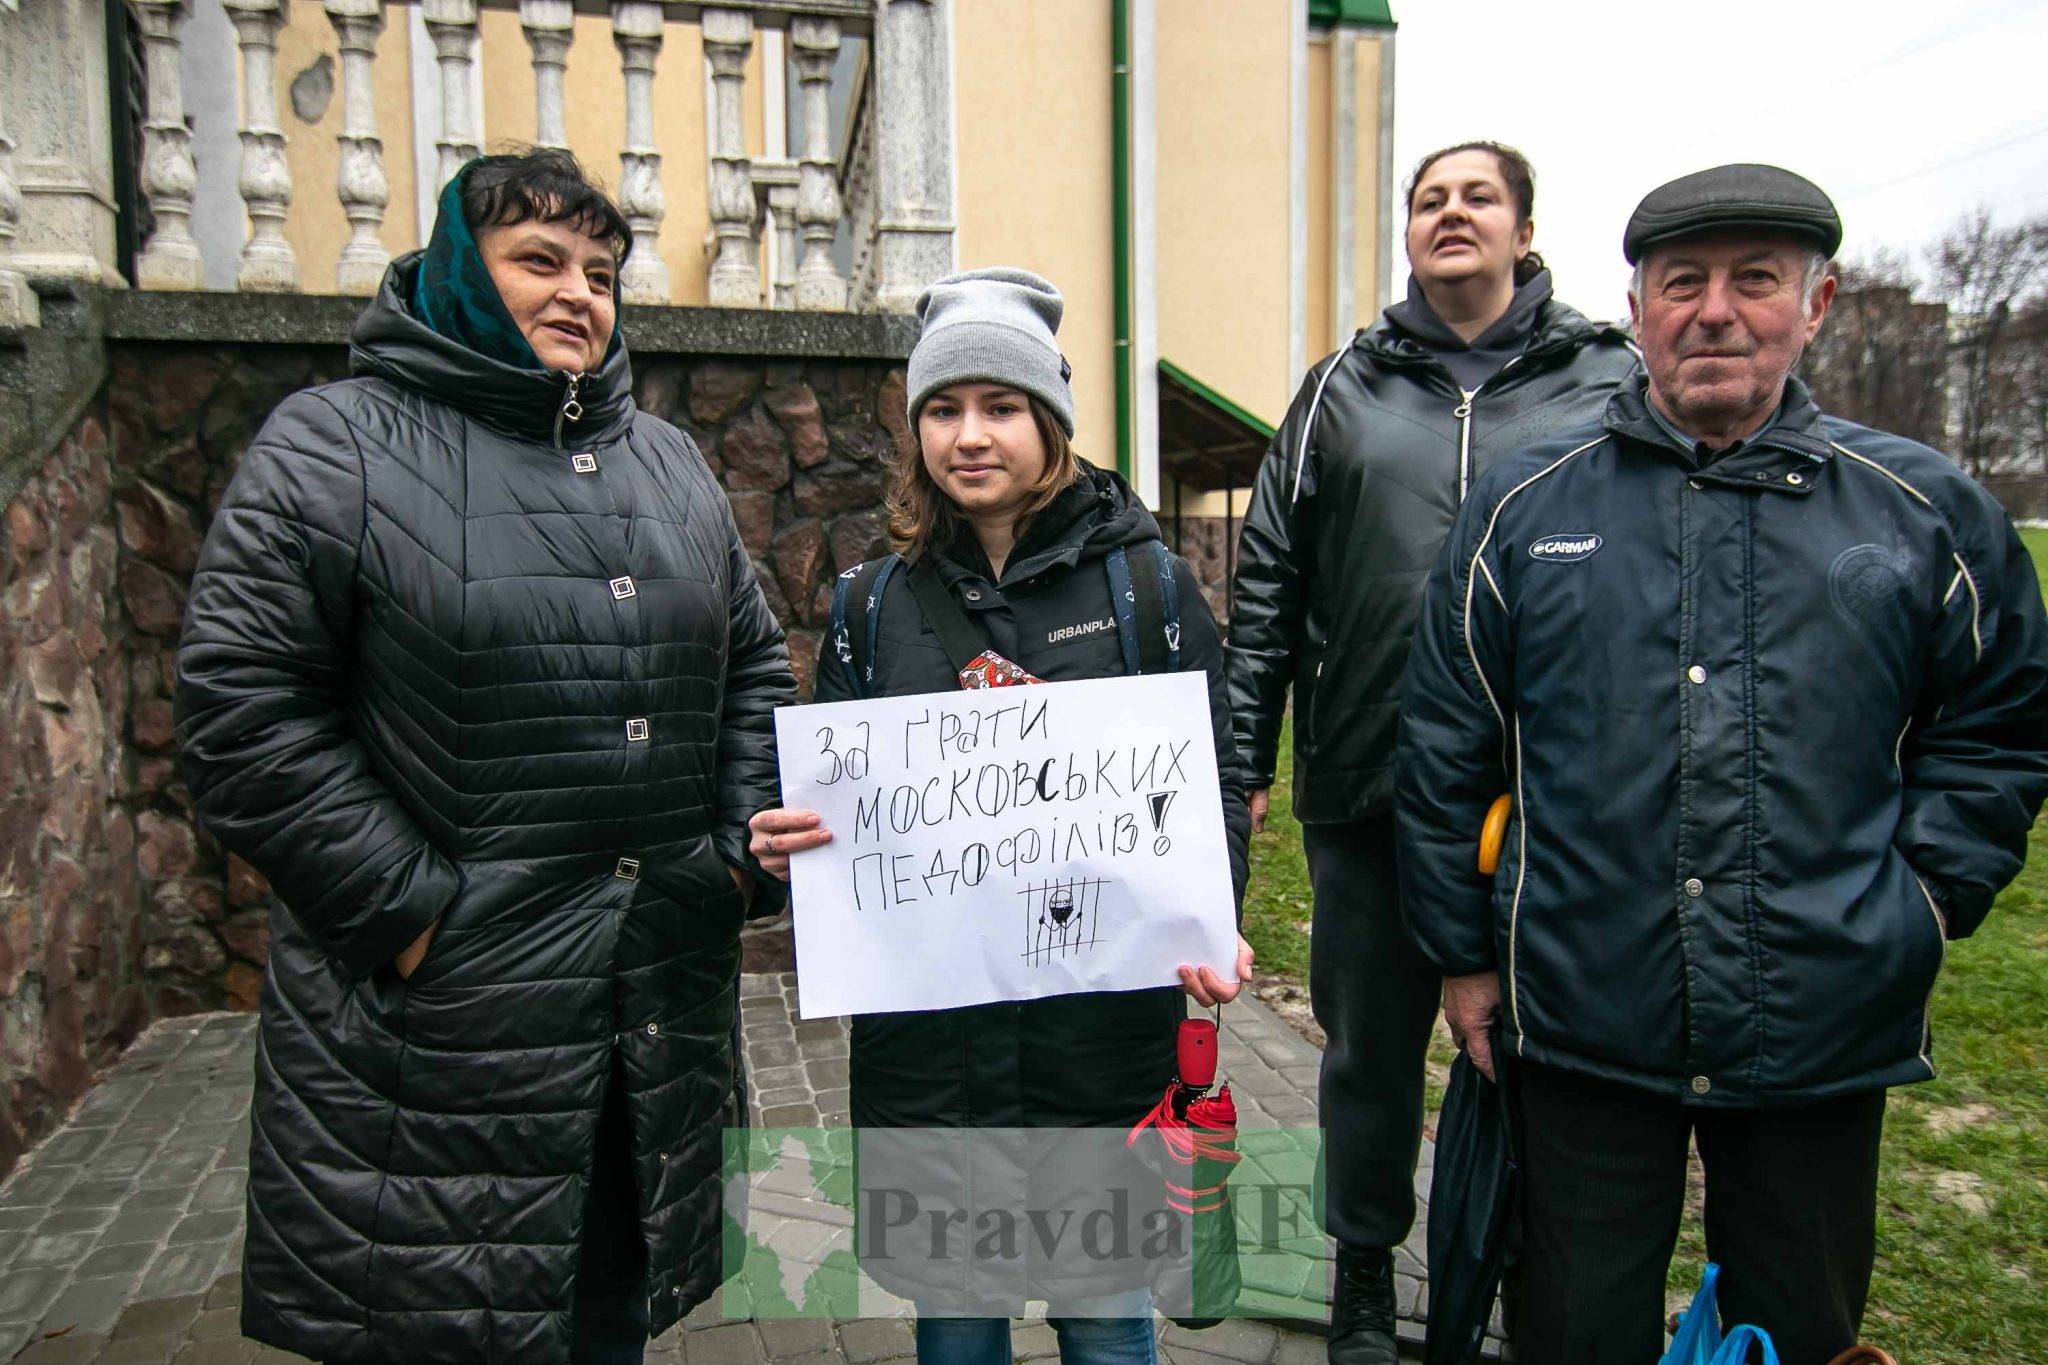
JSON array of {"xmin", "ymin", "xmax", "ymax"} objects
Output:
[
  {"xmin": 1663, "ymin": 0, "xmax": 2045, "ymax": 158},
  {"xmin": 1837, "ymin": 123, "xmax": 2048, "ymax": 203}
]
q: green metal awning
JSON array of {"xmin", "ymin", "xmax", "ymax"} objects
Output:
[
  {"xmin": 1309, "ymin": 0, "xmax": 1396, "ymax": 29},
  {"xmin": 1157, "ymin": 358, "xmax": 1273, "ymax": 494}
]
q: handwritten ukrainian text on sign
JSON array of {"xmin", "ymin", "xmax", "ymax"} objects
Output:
[{"xmin": 774, "ymin": 674, "xmax": 1238, "ymax": 1019}]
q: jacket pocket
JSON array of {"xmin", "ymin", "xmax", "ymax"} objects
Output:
[
  {"xmin": 1908, "ymin": 870, "xmax": 1950, "ymax": 1068},
  {"xmin": 1299, "ymin": 654, "xmax": 1326, "ymax": 752}
]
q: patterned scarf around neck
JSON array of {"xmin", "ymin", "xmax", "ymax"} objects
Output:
[{"xmin": 410, "ymin": 164, "xmax": 546, "ymax": 372}]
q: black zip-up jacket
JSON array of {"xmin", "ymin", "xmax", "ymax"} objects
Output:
[
  {"xmin": 819, "ymin": 465, "xmax": 1251, "ymax": 1135},
  {"xmin": 1397, "ymin": 375, "xmax": 2048, "ymax": 1105},
  {"xmin": 1228, "ymin": 298, "xmax": 1639, "ymax": 822},
  {"xmin": 174, "ymin": 255, "xmax": 794, "ymax": 1361}
]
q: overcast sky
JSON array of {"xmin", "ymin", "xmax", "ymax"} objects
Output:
[{"xmin": 1386, "ymin": 0, "xmax": 2048, "ymax": 322}]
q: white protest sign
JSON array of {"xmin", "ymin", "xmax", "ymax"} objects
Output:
[{"xmin": 774, "ymin": 673, "xmax": 1238, "ymax": 1019}]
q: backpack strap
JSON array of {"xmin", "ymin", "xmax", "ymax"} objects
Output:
[
  {"xmin": 827, "ymin": 554, "xmax": 900, "ymax": 698},
  {"xmin": 1105, "ymin": 547, "xmax": 1143, "ymax": 676},
  {"xmin": 1107, "ymin": 541, "xmax": 1183, "ymax": 676},
  {"xmin": 1152, "ymin": 540, "xmax": 1182, "ymax": 672},
  {"xmin": 1128, "ymin": 549, "xmax": 1170, "ymax": 675}
]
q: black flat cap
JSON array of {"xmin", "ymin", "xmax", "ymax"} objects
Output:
[{"xmin": 1623, "ymin": 163, "xmax": 1842, "ymax": 265}]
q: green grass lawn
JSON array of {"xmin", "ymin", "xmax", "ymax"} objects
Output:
[{"xmin": 1237, "ymin": 526, "xmax": 2048, "ymax": 1359}]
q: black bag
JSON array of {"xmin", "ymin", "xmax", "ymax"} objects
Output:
[{"xmin": 1422, "ymin": 1032, "xmax": 1518, "ymax": 1365}]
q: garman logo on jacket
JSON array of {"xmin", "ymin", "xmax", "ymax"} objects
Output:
[
  {"xmin": 1528, "ymin": 533, "xmax": 1603, "ymax": 563},
  {"xmin": 1047, "ymin": 617, "xmax": 1116, "ymax": 645}
]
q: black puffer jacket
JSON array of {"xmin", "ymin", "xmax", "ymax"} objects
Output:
[
  {"xmin": 1397, "ymin": 375, "xmax": 2048, "ymax": 1104},
  {"xmin": 1228, "ymin": 295, "xmax": 1638, "ymax": 822},
  {"xmin": 819, "ymin": 466, "xmax": 1250, "ymax": 1132},
  {"xmin": 174, "ymin": 257, "xmax": 795, "ymax": 1362}
]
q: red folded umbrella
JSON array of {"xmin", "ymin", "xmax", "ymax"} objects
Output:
[
  {"xmin": 1126, "ymin": 1018, "xmax": 1243, "ymax": 1322},
  {"xmin": 1128, "ymin": 1079, "xmax": 1240, "ymax": 1213}
]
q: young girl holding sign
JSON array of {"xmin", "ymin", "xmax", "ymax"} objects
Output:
[{"xmin": 749, "ymin": 268, "xmax": 1253, "ymax": 1365}]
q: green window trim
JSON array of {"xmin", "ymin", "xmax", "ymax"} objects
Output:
[{"xmin": 1308, "ymin": 0, "xmax": 1396, "ymax": 29}]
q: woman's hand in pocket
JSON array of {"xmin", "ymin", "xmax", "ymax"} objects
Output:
[
  {"xmin": 748, "ymin": 808, "xmax": 834, "ymax": 881},
  {"xmin": 1178, "ymin": 934, "xmax": 1255, "ymax": 1006},
  {"xmin": 393, "ymin": 919, "xmax": 439, "ymax": 980}
]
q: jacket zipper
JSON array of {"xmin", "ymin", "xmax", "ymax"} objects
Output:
[
  {"xmin": 553, "ymin": 371, "xmax": 586, "ymax": 449},
  {"xmin": 1308, "ymin": 658, "xmax": 1325, "ymax": 747},
  {"xmin": 1451, "ymin": 355, "xmax": 1524, "ymax": 504}
]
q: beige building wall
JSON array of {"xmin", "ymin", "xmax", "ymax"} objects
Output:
[
  {"xmin": 1304, "ymin": 33, "xmax": 1333, "ymax": 362},
  {"xmin": 1159, "ymin": 18, "xmax": 1391, "ymax": 522},
  {"xmin": 1155, "ymin": 3, "xmax": 1294, "ymax": 436},
  {"xmin": 950, "ymin": 0, "xmax": 1117, "ymax": 468},
  {"xmin": 1352, "ymin": 30, "xmax": 1391, "ymax": 336}
]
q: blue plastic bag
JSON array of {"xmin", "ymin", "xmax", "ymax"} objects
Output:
[
  {"xmin": 1659, "ymin": 1262, "xmax": 1724, "ymax": 1365},
  {"xmin": 1712, "ymin": 1325, "xmax": 1781, "ymax": 1365},
  {"xmin": 1660, "ymin": 1265, "xmax": 1781, "ymax": 1365}
]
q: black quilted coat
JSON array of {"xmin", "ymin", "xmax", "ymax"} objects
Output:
[{"xmin": 174, "ymin": 257, "xmax": 795, "ymax": 1362}]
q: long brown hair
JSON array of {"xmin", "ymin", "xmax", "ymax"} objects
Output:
[
  {"xmin": 1405, "ymin": 139, "xmax": 1546, "ymax": 286},
  {"xmin": 886, "ymin": 393, "xmax": 1082, "ymax": 563}
]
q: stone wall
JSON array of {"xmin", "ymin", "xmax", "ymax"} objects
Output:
[
  {"xmin": 0, "ymin": 406, "xmax": 144, "ymax": 1175},
  {"xmin": 631, "ymin": 356, "xmax": 907, "ymax": 693},
  {"xmin": 0, "ymin": 309, "xmax": 907, "ymax": 1176},
  {"xmin": 1167, "ymin": 516, "xmax": 1237, "ymax": 624}
]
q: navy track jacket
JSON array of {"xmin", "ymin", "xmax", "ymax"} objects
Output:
[{"xmin": 1396, "ymin": 375, "xmax": 2048, "ymax": 1105}]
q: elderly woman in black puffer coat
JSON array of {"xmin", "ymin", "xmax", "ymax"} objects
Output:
[{"xmin": 174, "ymin": 150, "xmax": 794, "ymax": 1364}]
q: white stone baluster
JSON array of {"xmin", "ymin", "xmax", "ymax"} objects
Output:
[
  {"xmin": 0, "ymin": 6, "xmax": 41, "ymax": 324},
  {"xmin": 871, "ymin": 0, "xmax": 955, "ymax": 311},
  {"xmin": 747, "ymin": 162, "xmax": 796, "ymax": 310},
  {"xmin": 519, "ymin": 0, "xmax": 574, "ymax": 150},
  {"xmin": 789, "ymin": 16, "xmax": 847, "ymax": 311},
  {"xmin": 422, "ymin": 0, "xmax": 480, "ymax": 193},
  {"xmin": 131, "ymin": 0, "xmax": 204, "ymax": 289},
  {"xmin": 611, "ymin": 1, "xmax": 667, "ymax": 303},
  {"xmin": 766, "ymin": 178, "xmax": 797, "ymax": 310},
  {"xmin": 327, "ymin": 0, "xmax": 389, "ymax": 294},
  {"xmin": 701, "ymin": 7, "xmax": 759, "ymax": 307},
  {"xmin": 224, "ymin": 0, "xmax": 296, "ymax": 291}
]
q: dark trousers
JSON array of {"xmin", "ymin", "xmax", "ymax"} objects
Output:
[
  {"xmin": 572, "ymin": 1060, "xmax": 651, "ymax": 1364},
  {"xmin": 1302, "ymin": 816, "xmax": 1443, "ymax": 1250},
  {"xmin": 1514, "ymin": 1061, "xmax": 1886, "ymax": 1365}
]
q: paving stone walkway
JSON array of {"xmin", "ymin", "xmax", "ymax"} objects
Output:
[{"xmin": 0, "ymin": 977, "xmax": 1464, "ymax": 1364}]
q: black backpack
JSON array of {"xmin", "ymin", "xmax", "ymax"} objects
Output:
[{"xmin": 827, "ymin": 541, "xmax": 1183, "ymax": 698}]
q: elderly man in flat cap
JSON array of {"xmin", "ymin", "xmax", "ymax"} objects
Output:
[{"xmin": 1394, "ymin": 164, "xmax": 2048, "ymax": 1362}]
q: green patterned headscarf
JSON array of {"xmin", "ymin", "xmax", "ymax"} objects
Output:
[{"xmin": 410, "ymin": 164, "xmax": 546, "ymax": 372}]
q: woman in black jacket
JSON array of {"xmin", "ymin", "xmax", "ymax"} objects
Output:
[
  {"xmin": 1226, "ymin": 142, "xmax": 1641, "ymax": 1363},
  {"xmin": 749, "ymin": 268, "xmax": 1253, "ymax": 1365},
  {"xmin": 175, "ymin": 150, "xmax": 793, "ymax": 1364}
]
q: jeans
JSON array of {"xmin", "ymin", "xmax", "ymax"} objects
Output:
[{"xmin": 914, "ymin": 1291, "xmax": 1157, "ymax": 1365}]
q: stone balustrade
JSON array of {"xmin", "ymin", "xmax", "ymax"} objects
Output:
[{"xmin": 0, "ymin": 0, "xmax": 956, "ymax": 318}]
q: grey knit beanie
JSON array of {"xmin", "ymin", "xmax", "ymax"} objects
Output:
[{"xmin": 906, "ymin": 267, "xmax": 1075, "ymax": 437}]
